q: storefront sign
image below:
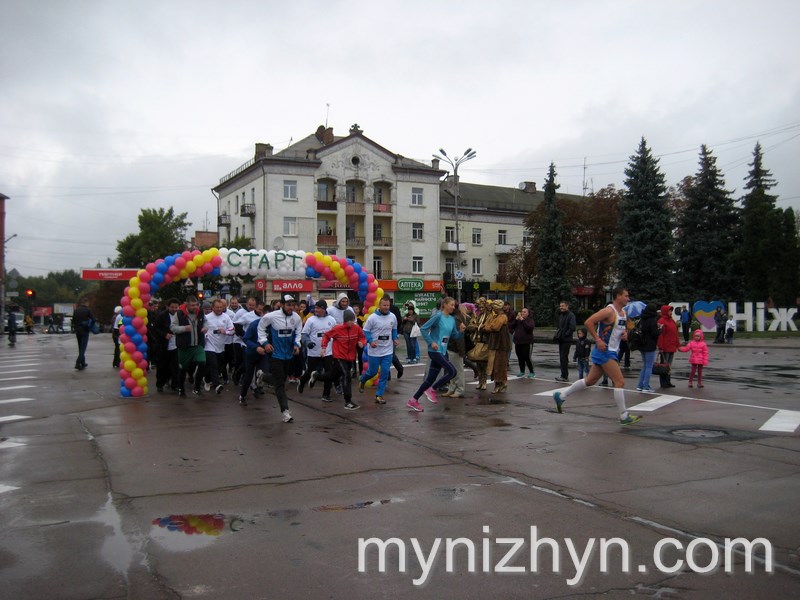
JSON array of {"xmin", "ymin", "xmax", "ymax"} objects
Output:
[
  {"xmin": 272, "ymin": 280, "xmax": 314, "ymax": 292},
  {"xmin": 81, "ymin": 268, "xmax": 138, "ymax": 281}
]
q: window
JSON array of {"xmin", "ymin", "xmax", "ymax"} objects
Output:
[
  {"xmin": 411, "ymin": 187, "xmax": 423, "ymax": 206},
  {"xmin": 472, "ymin": 228, "xmax": 482, "ymax": 245},
  {"xmin": 522, "ymin": 233, "xmax": 533, "ymax": 247},
  {"xmin": 472, "ymin": 258, "xmax": 482, "ymax": 276},
  {"xmin": 445, "ymin": 226, "xmax": 456, "ymax": 243},
  {"xmin": 283, "ymin": 180, "xmax": 297, "ymax": 200},
  {"xmin": 373, "ymin": 223, "xmax": 383, "ymax": 241},
  {"xmin": 374, "ymin": 186, "xmax": 383, "ymax": 203},
  {"xmin": 242, "ymin": 223, "xmax": 246, "ymax": 237},
  {"xmin": 373, "ymin": 257, "xmax": 383, "ymax": 278},
  {"xmin": 284, "ymin": 216, "xmax": 297, "ymax": 236},
  {"xmin": 235, "ymin": 194, "xmax": 239, "ymax": 214},
  {"xmin": 251, "ymin": 187, "xmax": 255, "ymax": 202},
  {"xmin": 346, "ymin": 184, "xmax": 356, "ymax": 203},
  {"xmin": 317, "ymin": 182, "xmax": 328, "ymax": 202},
  {"xmin": 445, "ymin": 257, "xmax": 456, "ymax": 278},
  {"xmin": 412, "ymin": 222, "xmax": 424, "ymax": 241},
  {"xmin": 412, "ymin": 256, "xmax": 423, "ymax": 274},
  {"xmin": 498, "ymin": 229, "xmax": 507, "ymax": 245}
]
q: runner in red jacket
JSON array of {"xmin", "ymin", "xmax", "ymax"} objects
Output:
[{"xmin": 311, "ymin": 311, "xmax": 366, "ymax": 410}]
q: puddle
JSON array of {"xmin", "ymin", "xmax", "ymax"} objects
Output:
[
  {"xmin": 94, "ymin": 493, "xmax": 136, "ymax": 579},
  {"xmin": 150, "ymin": 513, "xmax": 241, "ymax": 552}
]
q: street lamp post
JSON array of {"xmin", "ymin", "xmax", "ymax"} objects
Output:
[{"xmin": 432, "ymin": 148, "xmax": 476, "ymax": 303}]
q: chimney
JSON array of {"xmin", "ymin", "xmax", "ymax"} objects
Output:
[
  {"xmin": 521, "ymin": 181, "xmax": 537, "ymax": 194},
  {"xmin": 315, "ymin": 125, "xmax": 326, "ymax": 142},
  {"xmin": 431, "ymin": 158, "xmax": 440, "ymax": 170},
  {"xmin": 255, "ymin": 143, "xmax": 273, "ymax": 159},
  {"xmin": 322, "ymin": 127, "xmax": 334, "ymax": 145}
]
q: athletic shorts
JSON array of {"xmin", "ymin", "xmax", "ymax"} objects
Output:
[{"xmin": 590, "ymin": 348, "xmax": 620, "ymax": 366}]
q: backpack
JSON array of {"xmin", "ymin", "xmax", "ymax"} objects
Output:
[{"xmin": 627, "ymin": 320, "xmax": 644, "ymax": 351}]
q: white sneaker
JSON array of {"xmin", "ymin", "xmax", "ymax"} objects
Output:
[
  {"xmin": 282, "ymin": 410, "xmax": 293, "ymax": 423},
  {"xmin": 256, "ymin": 370, "xmax": 264, "ymax": 387},
  {"xmin": 204, "ymin": 381, "xmax": 212, "ymax": 392}
]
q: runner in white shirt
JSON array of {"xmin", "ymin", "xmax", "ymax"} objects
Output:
[
  {"xmin": 203, "ymin": 299, "xmax": 235, "ymax": 394},
  {"xmin": 297, "ymin": 299, "xmax": 337, "ymax": 400},
  {"xmin": 358, "ymin": 298, "xmax": 399, "ymax": 404}
]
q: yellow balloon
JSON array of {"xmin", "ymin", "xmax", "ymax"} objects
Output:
[
  {"xmin": 202, "ymin": 250, "xmax": 212, "ymax": 261},
  {"xmin": 129, "ymin": 277, "xmax": 140, "ymax": 288},
  {"xmin": 368, "ymin": 306, "xmax": 377, "ymax": 314},
  {"xmin": 120, "ymin": 351, "xmax": 130, "ymax": 363},
  {"xmin": 314, "ymin": 251, "xmax": 324, "ymax": 261},
  {"xmin": 128, "ymin": 287, "xmax": 140, "ymax": 299},
  {"xmin": 135, "ymin": 308, "xmax": 148, "ymax": 319},
  {"xmin": 322, "ymin": 255, "xmax": 332, "ymax": 267},
  {"xmin": 185, "ymin": 261, "xmax": 197, "ymax": 273},
  {"xmin": 132, "ymin": 368, "xmax": 144, "ymax": 380},
  {"xmin": 124, "ymin": 360, "xmax": 136, "ymax": 372},
  {"xmin": 193, "ymin": 255, "xmax": 205, "ymax": 266},
  {"xmin": 376, "ymin": 287, "xmax": 384, "ymax": 297},
  {"xmin": 209, "ymin": 247, "xmax": 219, "ymax": 257},
  {"xmin": 179, "ymin": 269, "xmax": 189, "ymax": 279},
  {"xmin": 137, "ymin": 377, "xmax": 148, "ymax": 387},
  {"xmin": 131, "ymin": 298, "xmax": 143, "ymax": 310},
  {"xmin": 330, "ymin": 261, "xmax": 340, "ymax": 271}
]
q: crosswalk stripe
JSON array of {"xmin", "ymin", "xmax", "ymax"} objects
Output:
[
  {"xmin": 0, "ymin": 397, "xmax": 35, "ymax": 405},
  {"xmin": 0, "ymin": 376, "xmax": 36, "ymax": 382},
  {"xmin": 0, "ymin": 369, "xmax": 37, "ymax": 374},
  {"xmin": 0, "ymin": 362, "xmax": 41, "ymax": 367},
  {"xmin": 0, "ymin": 385, "xmax": 35, "ymax": 391},
  {"xmin": 0, "ymin": 440, "xmax": 25, "ymax": 449},
  {"xmin": 630, "ymin": 395, "xmax": 683, "ymax": 412},
  {"xmin": 759, "ymin": 410, "xmax": 800, "ymax": 433},
  {"xmin": 0, "ymin": 484, "xmax": 20, "ymax": 494},
  {"xmin": 0, "ymin": 415, "xmax": 31, "ymax": 423}
]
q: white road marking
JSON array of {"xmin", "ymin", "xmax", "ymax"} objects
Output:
[
  {"xmin": 0, "ymin": 415, "xmax": 31, "ymax": 423},
  {"xmin": 0, "ymin": 440, "xmax": 25, "ymax": 449},
  {"xmin": 0, "ymin": 397, "xmax": 35, "ymax": 404},
  {"xmin": 0, "ymin": 385, "xmax": 35, "ymax": 391},
  {"xmin": 0, "ymin": 484, "xmax": 20, "ymax": 494},
  {"xmin": 759, "ymin": 410, "xmax": 800, "ymax": 433},
  {"xmin": 630, "ymin": 395, "xmax": 683, "ymax": 412},
  {"xmin": 0, "ymin": 369, "xmax": 37, "ymax": 375},
  {"xmin": 0, "ymin": 376, "xmax": 36, "ymax": 382}
]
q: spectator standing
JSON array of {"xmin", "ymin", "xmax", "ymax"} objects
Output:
[
  {"xmin": 111, "ymin": 306, "xmax": 123, "ymax": 368},
  {"xmin": 7, "ymin": 312, "xmax": 17, "ymax": 346},
  {"xmin": 554, "ymin": 300, "xmax": 576, "ymax": 382},
  {"xmin": 635, "ymin": 303, "xmax": 660, "ymax": 393},
  {"xmin": 679, "ymin": 329, "xmax": 709, "ymax": 388},
  {"xmin": 714, "ymin": 306, "xmax": 726, "ymax": 344},
  {"xmin": 680, "ymin": 306, "xmax": 692, "ymax": 343},
  {"xmin": 509, "ymin": 307, "xmax": 535, "ymax": 378},
  {"xmin": 72, "ymin": 298, "xmax": 95, "ymax": 370},
  {"xmin": 656, "ymin": 305, "xmax": 679, "ymax": 389},
  {"xmin": 484, "ymin": 299, "xmax": 511, "ymax": 394},
  {"xmin": 442, "ymin": 302, "xmax": 468, "ymax": 398},
  {"xmin": 572, "ymin": 327, "xmax": 591, "ymax": 380},
  {"xmin": 401, "ymin": 302, "xmax": 420, "ymax": 364},
  {"xmin": 725, "ymin": 315, "xmax": 736, "ymax": 344}
]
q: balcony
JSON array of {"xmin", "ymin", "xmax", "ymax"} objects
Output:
[
  {"xmin": 373, "ymin": 203, "xmax": 392, "ymax": 213},
  {"xmin": 241, "ymin": 203, "xmax": 256, "ymax": 217},
  {"xmin": 218, "ymin": 213, "xmax": 230, "ymax": 227},
  {"xmin": 346, "ymin": 236, "xmax": 366, "ymax": 249},
  {"xmin": 495, "ymin": 243, "xmax": 515, "ymax": 254},
  {"xmin": 345, "ymin": 201, "xmax": 366, "ymax": 215},
  {"xmin": 317, "ymin": 234, "xmax": 338, "ymax": 247},
  {"xmin": 440, "ymin": 241, "xmax": 466, "ymax": 253},
  {"xmin": 317, "ymin": 200, "xmax": 337, "ymax": 212},
  {"xmin": 373, "ymin": 237, "xmax": 393, "ymax": 248},
  {"xmin": 373, "ymin": 269, "xmax": 393, "ymax": 280}
]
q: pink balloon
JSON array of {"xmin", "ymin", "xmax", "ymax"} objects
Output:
[
  {"xmin": 132, "ymin": 351, "xmax": 144, "ymax": 363},
  {"xmin": 119, "ymin": 333, "xmax": 130, "ymax": 344},
  {"xmin": 321, "ymin": 267, "xmax": 333, "ymax": 279},
  {"xmin": 145, "ymin": 262, "xmax": 157, "ymax": 274},
  {"xmin": 305, "ymin": 255, "xmax": 316, "ymax": 267},
  {"xmin": 137, "ymin": 359, "xmax": 148, "ymax": 370},
  {"xmin": 182, "ymin": 251, "xmax": 193, "ymax": 261},
  {"xmin": 211, "ymin": 255, "xmax": 222, "ymax": 267},
  {"xmin": 167, "ymin": 265, "xmax": 179, "ymax": 277},
  {"xmin": 120, "ymin": 295, "xmax": 131, "ymax": 306},
  {"xmin": 122, "ymin": 306, "xmax": 135, "ymax": 317},
  {"xmin": 139, "ymin": 271, "xmax": 152, "ymax": 283},
  {"xmin": 174, "ymin": 257, "xmax": 186, "ymax": 269},
  {"xmin": 124, "ymin": 342, "xmax": 136, "ymax": 353},
  {"xmin": 132, "ymin": 317, "xmax": 144, "ymax": 329},
  {"xmin": 366, "ymin": 292, "xmax": 377, "ymax": 303},
  {"xmin": 119, "ymin": 369, "xmax": 130, "ymax": 379},
  {"xmin": 338, "ymin": 257, "xmax": 347, "ymax": 268},
  {"xmin": 344, "ymin": 265, "xmax": 354, "ymax": 276},
  {"xmin": 125, "ymin": 377, "xmax": 137, "ymax": 390},
  {"xmin": 132, "ymin": 386, "xmax": 144, "ymax": 397},
  {"xmin": 191, "ymin": 249, "xmax": 201, "ymax": 258},
  {"xmin": 201, "ymin": 262, "xmax": 213, "ymax": 274},
  {"xmin": 368, "ymin": 281, "xmax": 378, "ymax": 292},
  {"xmin": 367, "ymin": 274, "xmax": 375, "ymax": 283},
  {"xmin": 139, "ymin": 280, "xmax": 150, "ymax": 291},
  {"xmin": 163, "ymin": 274, "xmax": 173, "ymax": 284},
  {"xmin": 140, "ymin": 293, "xmax": 151, "ymax": 304}
]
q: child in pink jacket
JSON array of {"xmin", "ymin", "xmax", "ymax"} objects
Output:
[{"xmin": 678, "ymin": 329, "xmax": 709, "ymax": 388}]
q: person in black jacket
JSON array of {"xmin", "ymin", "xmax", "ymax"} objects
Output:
[
  {"xmin": 554, "ymin": 301, "xmax": 576, "ymax": 382},
  {"xmin": 72, "ymin": 298, "xmax": 95, "ymax": 370},
  {"xmin": 509, "ymin": 307, "xmax": 535, "ymax": 378},
  {"xmin": 572, "ymin": 327, "xmax": 592, "ymax": 379},
  {"xmin": 152, "ymin": 298, "xmax": 181, "ymax": 392},
  {"xmin": 171, "ymin": 296, "xmax": 208, "ymax": 397},
  {"xmin": 635, "ymin": 303, "xmax": 660, "ymax": 392}
]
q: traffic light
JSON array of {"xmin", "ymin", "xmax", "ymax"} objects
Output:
[
  {"xmin": 25, "ymin": 289, "xmax": 36, "ymax": 300},
  {"xmin": 196, "ymin": 290, "xmax": 206, "ymax": 300}
]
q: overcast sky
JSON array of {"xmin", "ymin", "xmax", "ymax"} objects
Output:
[{"xmin": 2, "ymin": 0, "xmax": 799, "ymax": 276}]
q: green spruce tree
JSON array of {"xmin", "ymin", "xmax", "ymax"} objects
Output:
[
  {"xmin": 675, "ymin": 145, "xmax": 741, "ymax": 300},
  {"xmin": 773, "ymin": 208, "xmax": 800, "ymax": 306},
  {"xmin": 615, "ymin": 137, "xmax": 673, "ymax": 302},
  {"xmin": 531, "ymin": 163, "xmax": 572, "ymax": 325}
]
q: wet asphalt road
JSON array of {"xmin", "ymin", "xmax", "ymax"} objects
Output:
[{"xmin": 0, "ymin": 332, "xmax": 798, "ymax": 599}]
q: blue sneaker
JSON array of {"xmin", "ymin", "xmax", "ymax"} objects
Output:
[
  {"xmin": 516, "ymin": 372, "xmax": 525, "ymax": 378},
  {"xmin": 553, "ymin": 391, "xmax": 564, "ymax": 413},
  {"xmin": 527, "ymin": 373, "xmax": 536, "ymax": 379}
]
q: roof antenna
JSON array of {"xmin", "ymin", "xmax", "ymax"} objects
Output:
[{"xmin": 325, "ymin": 103, "xmax": 330, "ymax": 128}]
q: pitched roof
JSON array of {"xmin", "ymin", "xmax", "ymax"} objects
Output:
[{"xmin": 440, "ymin": 181, "xmax": 585, "ymax": 214}]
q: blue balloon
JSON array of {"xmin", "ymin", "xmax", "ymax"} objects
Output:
[
  {"xmin": 211, "ymin": 267, "xmax": 220, "ymax": 276},
  {"xmin": 152, "ymin": 272, "xmax": 164, "ymax": 285},
  {"xmin": 124, "ymin": 325, "xmax": 136, "ymax": 336},
  {"xmin": 131, "ymin": 333, "xmax": 143, "ymax": 345},
  {"xmin": 353, "ymin": 263, "xmax": 362, "ymax": 272},
  {"xmin": 156, "ymin": 262, "xmax": 168, "ymax": 273},
  {"xmin": 122, "ymin": 316, "xmax": 133, "ymax": 325},
  {"xmin": 120, "ymin": 386, "xmax": 132, "ymax": 397},
  {"xmin": 165, "ymin": 255, "xmax": 175, "ymax": 265},
  {"xmin": 305, "ymin": 267, "xmax": 317, "ymax": 278},
  {"xmin": 359, "ymin": 271, "xmax": 368, "ymax": 282},
  {"xmin": 138, "ymin": 343, "xmax": 148, "ymax": 353}
]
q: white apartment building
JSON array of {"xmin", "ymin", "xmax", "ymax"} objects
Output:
[{"xmin": 213, "ymin": 124, "xmax": 583, "ymax": 308}]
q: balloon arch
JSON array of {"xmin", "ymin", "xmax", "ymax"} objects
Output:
[{"xmin": 116, "ymin": 248, "xmax": 385, "ymax": 397}]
